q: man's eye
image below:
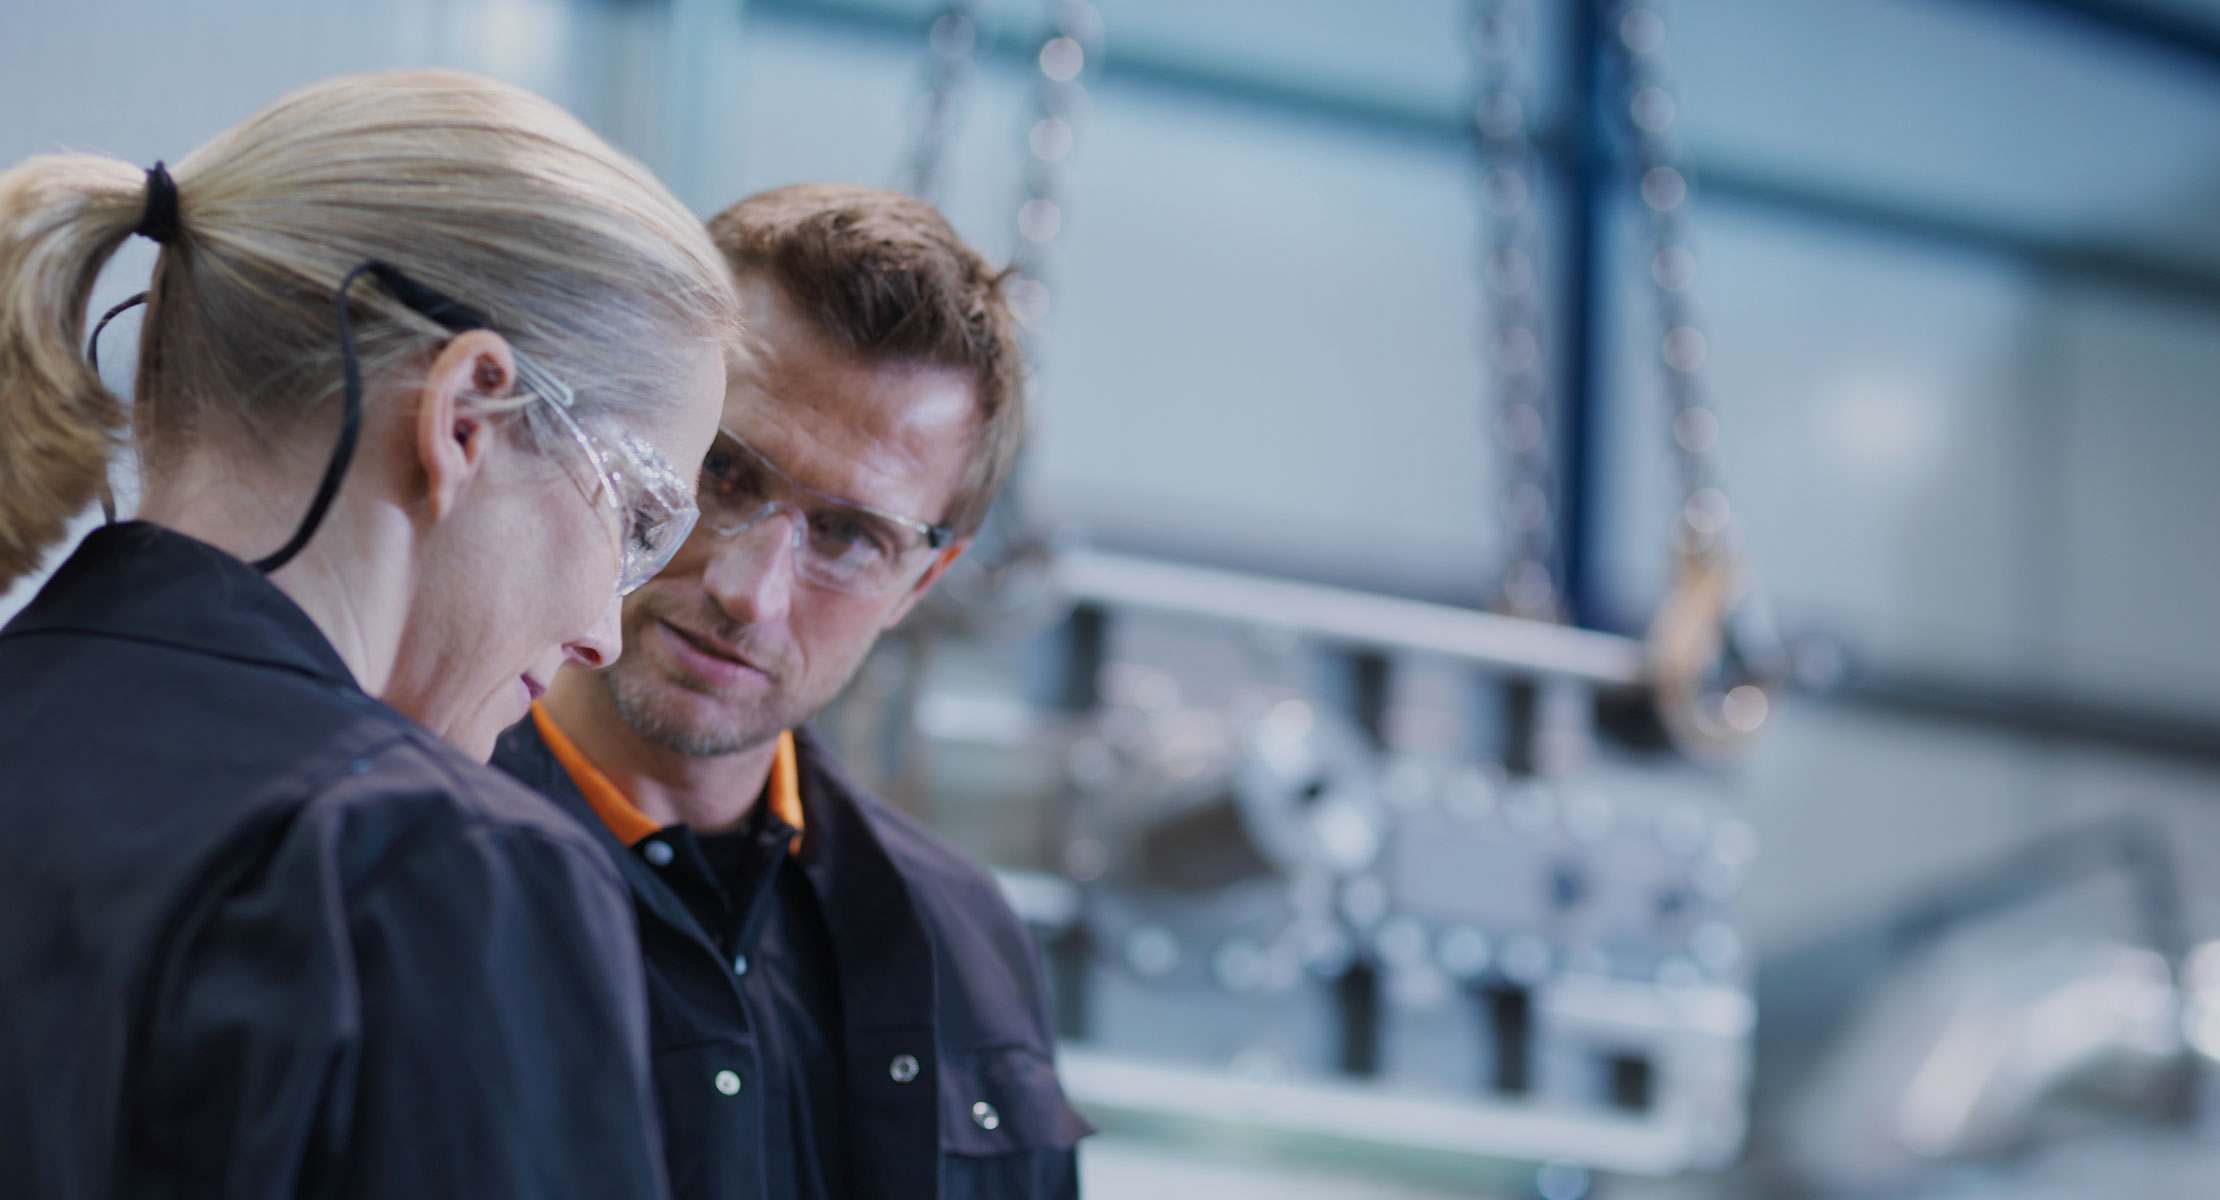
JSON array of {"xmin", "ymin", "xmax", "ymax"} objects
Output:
[
  {"xmin": 700, "ymin": 448, "xmax": 764, "ymax": 499},
  {"xmin": 809, "ymin": 512, "xmax": 892, "ymax": 560},
  {"xmin": 700, "ymin": 447, "xmax": 739, "ymax": 488}
]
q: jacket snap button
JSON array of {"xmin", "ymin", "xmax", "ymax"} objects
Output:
[
  {"xmin": 642, "ymin": 840, "xmax": 675, "ymax": 867},
  {"xmin": 971, "ymin": 1100, "xmax": 1000, "ymax": 1131},
  {"xmin": 714, "ymin": 1069, "xmax": 742, "ymax": 1096},
  {"xmin": 889, "ymin": 1054, "xmax": 920, "ymax": 1084}
]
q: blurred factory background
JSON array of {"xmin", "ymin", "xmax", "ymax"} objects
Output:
[{"xmin": 9, "ymin": 1, "xmax": 2220, "ymax": 1196}]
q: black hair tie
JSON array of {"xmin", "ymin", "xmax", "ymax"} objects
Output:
[{"xmin": 134, "ymin": 162, "xmax": 180, "ymax": 244}]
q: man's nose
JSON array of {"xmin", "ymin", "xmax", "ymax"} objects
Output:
[{"xmin": 700, "ymin": 506, "xmax": 799, "ymax": 628}]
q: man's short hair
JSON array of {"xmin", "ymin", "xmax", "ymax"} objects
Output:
[{"xmin": 706, "ymin": 183, "xmax": 1024, "ymax": 536}]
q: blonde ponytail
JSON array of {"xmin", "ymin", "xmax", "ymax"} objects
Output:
[
  {"xmin": 0, "ymin": 71, "xmax": 742, "ymax": 592},
  {"xmin": 0, "ymin": 155, "xmax": 145, "ymax": 588}
]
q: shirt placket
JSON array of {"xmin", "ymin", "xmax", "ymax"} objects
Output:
[{"xmin": 635, "ymin": 827, "xmax": 770, "ymax": 1115}]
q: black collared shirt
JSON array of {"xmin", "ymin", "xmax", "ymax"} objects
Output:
[
  {"xmin": 653, "ymin": 804, "xmax": 850, "ymax": 1200},
  {"xmin": 495, "ymin": 718, "xmax": 1093, "ymax": 1200},
  {"xmin": 0, "ymin": 523, "xmax": 668, "ymax": 1199}
]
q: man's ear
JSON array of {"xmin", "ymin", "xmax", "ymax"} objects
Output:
[
  {"xmin": 883, "ymin": 537, "xmax": 970, "ymax": 628},
  {"xmin": 415, "ymin": 330, "xmax": 517, "ymax": 522}
]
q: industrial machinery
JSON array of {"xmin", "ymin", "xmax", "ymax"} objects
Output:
[
  {"xmin": 825, "ymin": 553, "xmax": 1765, "ymax": 1176},
  {"xmin": 790, "ymin": 0, "xmax": 2220, "ymax": 1194},
  {"xmin": 831, "ymin": 0, "xmax": 1784, "ymax": 1183}
]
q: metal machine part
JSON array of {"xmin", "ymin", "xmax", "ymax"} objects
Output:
[
  {"xmin": 1058, "ymin": 968, "xmax": 1750, "ymax": 1179},
  {"xmin": 1074, "ymin": 693, "xmax": 1388, "ymax": 893},
  {"xmin": 1048, "ymin": 715, "xmax": 1756, "ymax": 1172},
  {"xmin": 1054, "ymin": 550, "xmax": 1647, "ymax": 688},
  {"xmin": 821, "ymin": 538, "xmax": 1766, "ymax": 1181},
  {"xmin": 840, "ymin": 6, "xmax": 1769, "ymax": 1179},
  {"xmin": 864, "ymin": 589, "xmax": 1760, "ymax": 1177},
  {"xmin": 1049, "ymin": 742, "xmax": 1754, "ymax": 1172},
  {"xmin": 1786, "ymin": 939, "xmax": 2194, "ymax": 1194},
  {"xmin": 1738, "ymin": 816, "xmax": 2205, "ymax": 1197},
  {"xmin": 819, "ymin": 534, "xmax": 1766, "ymax": 1179}
]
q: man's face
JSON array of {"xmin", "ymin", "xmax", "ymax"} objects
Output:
[{"xmin": 598, "ymin": 278, "xmax": 977, "ymax": 756}]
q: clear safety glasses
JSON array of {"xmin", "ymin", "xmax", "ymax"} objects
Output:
[
  {"xmin": 695, "ymin": 426, "xmax": 952, "ymax": 596},
  {"xmin": 343, "ymin": 261, "xmax": 698, "ymax": 596}
]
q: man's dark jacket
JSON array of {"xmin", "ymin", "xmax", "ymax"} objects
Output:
[
  {"xmin": 494, "ymin": 716, "xmax": 1092, "ymax": 1200},
  {"xmin": 0, "ymin": 522, "xmax": 668, "ymax": 1199}
]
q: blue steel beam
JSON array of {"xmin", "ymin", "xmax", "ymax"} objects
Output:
[
  {"xmin": 743, "ymin": 0, "xmax": 2220, "ymax": 312},
  {"xmin": 1948, "ymin": 0, "xmax": 2220, "ymax": 76},
  {"xmin": 1558, "ymin": 0, "xmax": 1609, "ymax": 631}
]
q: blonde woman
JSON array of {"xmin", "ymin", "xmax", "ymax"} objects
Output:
[{"xmin": 0, "ymin": 72, "xmax": 738, "ymax": 1196}]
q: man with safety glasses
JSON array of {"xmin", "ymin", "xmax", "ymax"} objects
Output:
[{"xmin": 493, "ymin": 183, "xmax": 1090, "ymax": 1200}]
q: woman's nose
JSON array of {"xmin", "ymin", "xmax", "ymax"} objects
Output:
[{"xmin": 566, "ymin": 592, "xmax": 626, "ymax": 669}]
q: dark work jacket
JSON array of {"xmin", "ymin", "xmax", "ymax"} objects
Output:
[
  {"xmin": 494, "ymin": 718, "xmax": 1093, "ymax": 1200},
  {"xmin": 0, "ymin": 522, "xmax": 668, "ymax": 1199}
]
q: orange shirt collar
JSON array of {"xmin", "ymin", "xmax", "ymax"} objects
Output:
[{"xmin": 531, "ymin": 701, "xmax": 803, "ymax": 854}]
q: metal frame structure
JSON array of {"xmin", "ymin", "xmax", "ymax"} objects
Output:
[
  {"xmin": 990, "ymin": 857, "xmax": 1757, "ymax": 1178},
  {"xmin": 746, "ymin": 0, "xmax": 2220, "ymax": 309},
  {"xmin": 736, "ymin": 0, "xmax": 2220, "ymax": 766},
  {"xmin": 1953, "ymin": 0, "xmax": 2220, "ymax": 72},
  {"xmin": 1057, "ymin": 549, "xmax": 1647, "ymax": 688}
]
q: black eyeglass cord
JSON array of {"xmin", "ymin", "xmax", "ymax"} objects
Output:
[
  {"xmin": 83, "ymin": 258, "xmax": 462, "ymax": 574},
  {"xmin": 85, "ymin": 292, "xmax": 151, "ymax": 523},
  {"xmin": 250, "ymin": 261, "xmax": 375, "ymax": 573}
]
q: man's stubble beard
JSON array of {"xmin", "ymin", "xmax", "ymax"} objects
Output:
[{"xmin": 599, "ymin": 657, "xmax": 790, "ymax": 759}]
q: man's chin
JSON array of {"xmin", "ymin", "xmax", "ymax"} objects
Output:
[{"xmin": 601, "ymin": 668, "xmax": 775, "ymax": 759}]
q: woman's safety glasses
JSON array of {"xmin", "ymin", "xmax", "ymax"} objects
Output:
[
  {"xmin": 508, "ymin": 355, "xmax": 698, "ymax": 595},
  {"xmin": 344, "ymin": 261, "xmax": 698, "ymax": 596}
]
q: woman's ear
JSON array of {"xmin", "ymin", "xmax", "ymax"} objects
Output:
[{"xmin": 415, "ymin": 330, "xmax": 516, "ymax": 521}]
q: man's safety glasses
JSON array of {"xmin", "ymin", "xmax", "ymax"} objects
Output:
[{"xmin": 696, "ymin": 427, "xmax": 952, "ymax": 596}]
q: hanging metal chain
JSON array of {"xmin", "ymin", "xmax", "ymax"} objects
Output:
[
  {"xmin": 1608, "ymin": 0, "xmax": 1731, "ymax": 562},
  {"xmin": 909, "ymin": 0, "xmax": 1102, "ymax": 642},
  {"xmin": 1607, "ymin": 0, "xmax": 1784, "ymax": 756},
  {"xmin": 1469, "ymin": 0, "xmax": 1564, "ymax": 624},
  {"xmin": 1004, "ymin": 0, "xmax": 1101, "ymax": 336},
  {"xmin": 901, "ymin": 1, "xmax": 981, "ymax": 202},
  {"xmin": 975, "ymin": 0, "xmax": 1100, "ymax": 541}
]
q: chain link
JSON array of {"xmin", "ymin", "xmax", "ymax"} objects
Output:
[
  {"xmin": 1608, "ymin": 0, "xmax": 1788, "ymax": 753},
  {"xmin": 904, "ymin": 0, "xmax": 1102, "ymax": 639},
  {"xmin": 901, "ymin": 2, "xmax": 980, "ymax": 202},
  {"xmin": 1470, "ymin": 0, "xmax": 1564, "ymax": 622},
  {"xmin": 1608, "ymin": 0, "xmax": 1735, "ymax": 560},
  {"xmin": 1005, "ymin": 0, "xmax": 1101, "ymax": 334},
  {"xmin": 982, "ymin": 0, "xmax": 1099, "ymax": 534}
]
